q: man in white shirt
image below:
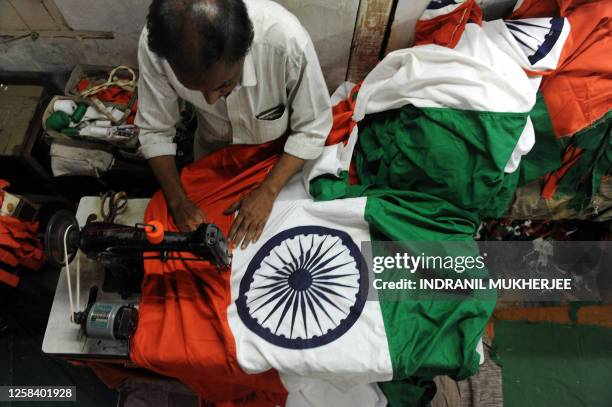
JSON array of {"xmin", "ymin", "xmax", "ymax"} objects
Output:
[{"xmin": 137, "ymin": 0, "xmax": 332, "ymax": 248}]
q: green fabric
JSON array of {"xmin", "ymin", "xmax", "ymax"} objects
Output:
[
  {"xmin": 313, "ymin": 106, "xmax": 529, "ymax": 239},
  {"xmin": 519, "ymin": 92, "xmax": 564, "ymax": 185},
  {"xmin": 311, "ymin": 104, "xmax": 525, "ymax": 404},
  {"xmin": 556, "ymin": 111, "xmax": 612, "ymax": 211},
  {"xmin": 378, "ymin": 377, "xmax": 437, "ymax": 407},
  {"xmin": 492, "ymin": 321, "xmax": 612, "ymax": 407},
  {"xmin": 481, "ymin": 92, "xmax": 565, "ymax": 218}
]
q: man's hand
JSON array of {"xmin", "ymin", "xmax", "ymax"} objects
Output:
[
  {"xmin": 224, "ymin": 153, "xmax": 306, "ymax": 249},
  {"xmin": 169, "ymin": 197, "xmax": 206, "ymax": 232},
  {"xmin": 147, "ymin": 155, "xmax": 206, "ymax": 232},
  {"xmin": 225, "ymin": 186, "xmax": 276, "ymax": 249}
]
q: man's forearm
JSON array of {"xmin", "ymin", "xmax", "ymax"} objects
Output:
[
  {"xmin": 148, "ymin": 155, "xmax": 188, "ymax": 208},
  {"xmin": 259, "ymin": 152, "xmax": 305, "ymax": 196}
]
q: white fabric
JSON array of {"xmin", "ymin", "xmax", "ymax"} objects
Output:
[
  {"xmin": 284, "ymin": 378, "xmax": 387, "ymax": 407},
  {"xmin": 83, "ymin": 106, "xmax": 123, "ymax": 122},
  {"xmin": 227, "ymin": 176, "xmax": 393, "ymax": 386},
  {"xmin": 50, "ymin": 142, "xmax": 114, "ymax": 178},
  {"xmin": 476, "ymin": 337, "xmax": 485, "ymax": 365},
  {"xmin": 330, "ymin": 81, "xmax": 356, "ymax": 105},
  {"xmin": 482, "ymin": 18, "xmax": 571, "ymax": 73},
  {"xmin": 136, "ymin": 0, "xmax": 332, "ymax": 161},
  {"xmin": 302, "ymin": 126, "xmax": 358, "ymax": 189},
  {"xmin": 505, "ymin": 116, "xmax": 535, "ymax": 173}
]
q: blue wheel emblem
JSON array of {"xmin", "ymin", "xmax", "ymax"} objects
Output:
[{"xmin": 236, "ymin": 226, "xmax": 368, "ymax": 349}]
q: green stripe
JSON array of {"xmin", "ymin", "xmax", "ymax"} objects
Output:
[{"xmin": 311, "ymin": 104, "xmax": 524, "ymax": 395}]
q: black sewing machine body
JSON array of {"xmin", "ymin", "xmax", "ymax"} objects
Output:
[
  {"xmin": 46, "ymin": 210, "xmax": 230, "ymax": 298},
  {"xmin": 79, "ymin": 221, "xmax": 228, "ymax": 264}
]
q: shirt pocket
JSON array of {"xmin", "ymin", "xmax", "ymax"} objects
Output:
[{"xmin": 251, "ymin": 105, "xmax": 289, "ymax": 144}]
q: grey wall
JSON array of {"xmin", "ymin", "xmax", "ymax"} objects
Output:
[{"xmin": 0, "ymin": 0, "xmax": 359, "ymax": 91}]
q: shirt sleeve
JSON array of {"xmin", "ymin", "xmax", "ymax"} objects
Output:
[
  {"xmin": 135, "ymin": 28, "xmax": 181, "ymax": 159},
  {"xmin": 283, "ymin": 36, "xmax": 333, "ymax": 161}
]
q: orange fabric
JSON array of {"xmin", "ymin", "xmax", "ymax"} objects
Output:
[
  {"xmin": 511, "ymin": 0, "xmax": 605, "ymax": 19},
  {"xmin": 414, "ymin": 0, "xmax": 483, "ymax": 48},
  {"xmin": 131, "ymin": 139, "xmax": 288, "ymax": 406},
  {"xmin": 0, "ymin": 199, "xmax": 44, "ymax": 286},
  {"xmin": 510, "ymin": 0, "xmax": 559, "ymax": 18},
  {"xmin": 0, "ymin": 247, "xmax": 19, "ymax": 267},
  {"xmin": 0, "ymin": 181, "xmax": 46, "ymax": 271},
  {"xmin": 328, "ymin": 83, "xmax": 362, "ymax": 185},
  {"xmin": 77, "ymin": 79, "xmax": 138, "ymax": 124},
  {"xmin": 0, "ymin": 268, "xmax": 19, "ymax": 287},
  {"xmin": 327, "ymin": 83, "xmax": 361, "ymax": 146},
  {"xmin": 512, "ymin": 0, "xmax": 612, "ymax": 138},
  {"xmin": 541, "ymin": 145, "xmax": 584, "ymax": 199}
]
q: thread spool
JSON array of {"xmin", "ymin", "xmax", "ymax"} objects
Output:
[
  {"xmin": 72, "ymin": 104, "xmax": 88, "ymax": 122},
  {"xmin": 79, "ymin": 126, "xmax": 110, "ymax": 138},
  {"xmin": 46, "ymin": 111, "xmax": 72, "ymax": 131},
  {"xmin": 53, "ymin": 99, "xmax": 78, "ymax": 115}
]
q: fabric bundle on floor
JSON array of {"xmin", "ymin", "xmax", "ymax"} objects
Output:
[{"xmin": 0, "ymin": 181, "xmax": 44, "ymax": 287}]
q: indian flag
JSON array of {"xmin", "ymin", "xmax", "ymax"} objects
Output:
[{"xmin": 130, "ymin": 12, "xmax": 535, "ymax": 407}]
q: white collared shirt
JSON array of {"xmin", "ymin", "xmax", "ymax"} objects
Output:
[{"xmin": 136, "ymin": 0, "xmax": 333, "ymax": 161}]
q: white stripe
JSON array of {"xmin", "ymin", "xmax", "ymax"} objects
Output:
[
  {"xmin": 227, "ymin": 192, "xmax": 394, "ymax": 385},
  {"xmin": 354, "ymin": 23, "xmax": 536, "ymax": 121}
]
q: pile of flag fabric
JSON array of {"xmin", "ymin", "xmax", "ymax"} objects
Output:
[{"xmin": 482, "ymin": 0, "xmax": 612, "ymax": 216}]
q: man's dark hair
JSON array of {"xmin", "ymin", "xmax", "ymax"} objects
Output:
[{"xmin": 147, "ymin": 0, "xmax": 254, "ymax": 72}]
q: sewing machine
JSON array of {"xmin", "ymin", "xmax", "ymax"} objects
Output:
[{"xmin": 42, "ymin": 196, "xmax": 229, "ymax": 359}]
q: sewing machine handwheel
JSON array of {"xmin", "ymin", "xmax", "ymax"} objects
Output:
[{"xmin": 45, "ymin": 210, "xmax": 80, "ymax": 267}]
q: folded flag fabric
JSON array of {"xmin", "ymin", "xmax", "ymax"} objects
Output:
[{"xmin": 0, "ymin": 181, "xmax": 44, "ymax": 287}]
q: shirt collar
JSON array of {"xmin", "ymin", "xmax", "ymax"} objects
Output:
[{"xmin": 240, "ymin": 51, "xmax": 257, "ymax": 88}]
